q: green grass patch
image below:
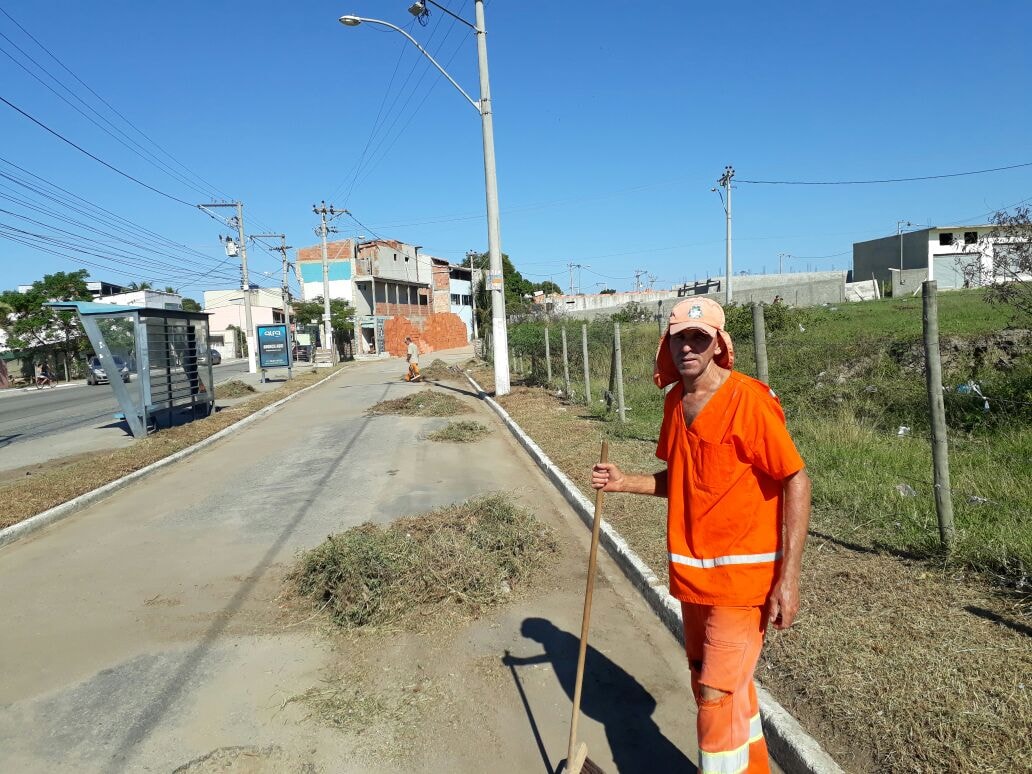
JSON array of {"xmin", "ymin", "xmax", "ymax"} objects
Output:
[
  {"xmin": 367, "ymin": 389, "xmax": 470, "ymax": 417},
  {"xmin": 288, "ymin": 493, "xmax": 557, "ymax": 630},
  {"xmin": 426, "ymin": 420, "xmax": 491, "ymax": 443},
  {"xmin": 498, "ymin": 290, "xmax": 1032, "ymax": 580}
]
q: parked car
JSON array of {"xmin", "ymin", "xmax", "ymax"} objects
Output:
[
  {"xmin": 86, "ymin": 355, "xmax": 130, "ymax": 385},
  {"xmin": 198, "ymin": 348, "xmax": 222, "ymax": 367}
]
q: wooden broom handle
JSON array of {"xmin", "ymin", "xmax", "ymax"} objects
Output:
[{"xmin": 568, "ymin": 439, "xmax": 608, "ymax": 768}]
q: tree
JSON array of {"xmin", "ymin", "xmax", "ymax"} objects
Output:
[
  {"xmin": 463, "ymin": 252, "xmax": 559, "ymax": 330},
  {"xmin": 970, "ymin": 207, "xmax": 1032, "ymax": 319},
  {"xmin": 599, "ymin": 288, "xmax": 617, "ymax": 295},
  {"xmin": 538, "ymin": 281, "xmax": 563, "ymax": 295},
  {"xmin": 291, "ymin": 297, "xmax": 355, "ymax": 357},
  {"xmin": 181, "ymin": 298, "xmax": 202, "ymax": 312},
  {"xmin": 0, "ymin": 269, "xmax": 91, "ymax": 379},
  {"xmin": 127, "ymin": 281, "xmax": 153, "ymax": 290}
]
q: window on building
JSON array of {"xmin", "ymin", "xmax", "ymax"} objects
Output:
[
  {"xmin": 964, "ymin": 231, "xmax": 978, "ymax": 245},
  {"xmin": 939, "ymin": 232, "xmax": 954, "ymax": 246},
  {"xmin": 418, "ymin": 294, "xmax": 428, "ymax": 305},
  {"xmin": 451, "ymin": 293, "xmax": 461, "ymax": 304},
  {"xmin": 461, "ymin": 295, "xmax": 471, "ymax": 306},
  {"xmin": 393, "ymin": 253, "xmax": 398, "ymax": 261},
  {"xmin": 210, "ymin": 335, "xmax": 225, "ymax": 346},
  {"xmin": 405, "ymin": 255, "xmax": 410, "ymax": 262}
]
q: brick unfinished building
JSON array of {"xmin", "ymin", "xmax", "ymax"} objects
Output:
[{"xmin": 294, "ymin": 237, "xmax": 474, "ymax": 357}]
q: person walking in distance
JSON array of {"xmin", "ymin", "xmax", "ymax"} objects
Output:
[
  {"xmin": 591, "ymin": 297, "xmax": 811, "ymax": 773},
  {"xmin": 404, "ymin": 336, "xmax": 422, "ymax": 382}
]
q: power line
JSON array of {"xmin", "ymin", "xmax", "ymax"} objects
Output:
[
  {"xmin": 738, "ymin": 160, "xmax": 1032, "ymax": 186},
  {"xmin": 0, "ymin": 156, "xmax": 234, "ymax": 270},
  {"xmin": 0, "ymin": 93, "xmax": 195, "ymax": 207},
  {"xmin": 0, "ymin": 30, "xmax": 217, "ymax": 201},
  {"xmin": 0, "ymin": 5, "xmax": 227, "ymax": 200}
]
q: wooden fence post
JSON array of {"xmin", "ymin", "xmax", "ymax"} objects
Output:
[
  {"xmin": 752, "ymin": 302, "xmax": 769, "ymax": 384},
  {"xmin": 581, "ymin": 323, "xmax": 591, "ymax": 405},
  {"xmin": 614, "ymin": 322, "xmax": 626, "ymax": 422},
  {"xmin": 922, "ymin": 280, "xmax": 955, "ymax": 551},
  {"xmin": 561, "ymin": 327, "xmax": 572, "ymax": 398},
  {"xmin": 544, "ymin": 327, "xmax": 552, "ymax": 385}
]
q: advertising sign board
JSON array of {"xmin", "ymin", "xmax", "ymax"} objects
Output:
[{"xmin": 256, "ymin": 324, "xmax": 291, "ymax": 369}]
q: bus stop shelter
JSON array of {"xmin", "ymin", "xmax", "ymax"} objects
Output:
[{"xmin": 47, "ymin": 302, "xmax": 215, "ymax": 439}]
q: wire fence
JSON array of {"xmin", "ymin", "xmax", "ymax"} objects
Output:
[{"xmin": 482, "ymin": 288, "xmax": 1031, "ymax": 578}]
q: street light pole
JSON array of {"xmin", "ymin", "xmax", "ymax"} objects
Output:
[
  {"xmin": 473, "ymin": 0, "xmax": 509, "ymax": 395},
  {"xmin": 337, "ymin": 5, "xmax": 511, "ymax": 395}
]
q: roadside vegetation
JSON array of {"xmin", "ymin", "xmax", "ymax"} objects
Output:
[
  {"xmin": 0, "ymin": 366, "xmax": 341, "ymax": 529},
  {"xmin": 468, "ymin": 288, "xmax": 1032, "ymax": 772}
]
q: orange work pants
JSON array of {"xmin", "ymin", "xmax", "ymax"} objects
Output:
[
  {"xmin": 406, "ymin": 362, "xmax": 420, "ymax": 381},
  {"xmin": 682, "ymin": 603, "xmax": 769, "ymax": 774}
]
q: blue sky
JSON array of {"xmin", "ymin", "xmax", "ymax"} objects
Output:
[{"xmin": 1, "ymin": 0, "xmax": 1030, "ymax": 299}]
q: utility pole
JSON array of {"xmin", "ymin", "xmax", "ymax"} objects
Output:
[
  {"xmin": 466, "ymin": 250, "xmax": 479, "ymax": 342},
  {"xmin": 313, "ymin": 201, "xmax": 348, "ymax": 363},
  {"xmin": 778, "ymin": 253, "xmax": 788, "ymax": 274},
  {"xmin": 633, "ymin": 268, "xmax": 647, "ymax": 292},
  {"xmin": 199, "ymin": 201, "xmax": 256, "ymax": 373},
  {"xmin": 251, "ymin": 232, "xmax": 294, "ymax": 360},
  {"xmin": 718, "ymin": 165, "xmax": 734, "ymax": 305},
  {"xmin": 567, "ymin": 263, "xmax": 589, "ymax": 295}
]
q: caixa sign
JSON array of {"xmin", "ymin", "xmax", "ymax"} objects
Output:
[{"xmin": 256, "ymin": 324, "xmax": 292, "ymax": 369}]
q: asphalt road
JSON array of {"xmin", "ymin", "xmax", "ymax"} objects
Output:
[{"xmin": 0, "ymin": 360, "xmax": 249, "ymax": 451}]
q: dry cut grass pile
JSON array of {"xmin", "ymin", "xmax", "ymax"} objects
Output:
[
  {"xmin": 289, "ymin": 493, "xmax": 557, "ymax": 631},
  {"xmin": 216, "ymin": 379, "xmax": 257, "ymax": 399},
  {"xmin": 497, "ymin": 384, "xmax": 1032, "ymax": 774},
  {"xmin": 426, "ymin": 420, "xmax": 490, "ymax": 443},
  {"xmin": 367, "ymin": 389, "xmax": 470, "ymax": 417},
  {"xmin": 419, "ymin": 358, "xmax": 461, "ymax": 381},
  {"xmin": 0, "ymin": 366, "xmax": 343, "ymax": 529}
]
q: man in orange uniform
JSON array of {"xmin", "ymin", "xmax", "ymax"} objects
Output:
[{"xmin": 591, "ymin": 297, "xmax": 811, "ymax": 774}]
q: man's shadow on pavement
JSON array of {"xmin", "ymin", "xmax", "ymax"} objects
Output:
[{"xmin": 504, "ymin": 617, "xmax": 696, "ymax": 774}]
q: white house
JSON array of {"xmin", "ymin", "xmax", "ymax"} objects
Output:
[{"xmin": 202, "ymin": 288, "xmax": 285, "ymax": 359}]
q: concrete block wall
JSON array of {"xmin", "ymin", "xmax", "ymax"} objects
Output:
[{"xmin": 383, "ymin": 312, "xmax": 469, "ymax": 357}]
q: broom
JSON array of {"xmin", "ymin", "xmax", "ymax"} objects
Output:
[{"xmin": 565, "ymin": 439, "xmax": 609, "ymax": 774}]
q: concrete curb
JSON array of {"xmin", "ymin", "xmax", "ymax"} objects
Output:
[
  {"xmin": 467, "ymin": 374, "xmax": 844, "ymax": 774},
  {"xmin": 0, "ymin": 367, "xmax": 348, "ymax": 552}
]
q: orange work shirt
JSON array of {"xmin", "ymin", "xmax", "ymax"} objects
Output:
[{"xmin": 656, "ymin": 370, "xmax": 805, "ymax": 606}]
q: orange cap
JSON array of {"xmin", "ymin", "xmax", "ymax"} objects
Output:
[{"xmin": 653, "ymin": 298, "xmax": 735, "ymax": 387}]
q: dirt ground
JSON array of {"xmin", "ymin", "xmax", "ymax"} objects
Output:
[{"xmin": 486, "ymin": 380, "xmax": 1032, "ymax": 773}]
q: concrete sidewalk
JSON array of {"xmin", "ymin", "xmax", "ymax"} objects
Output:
[{"xmin": 0, "ymin": 348, "xmax": 748, "ymax": 773}]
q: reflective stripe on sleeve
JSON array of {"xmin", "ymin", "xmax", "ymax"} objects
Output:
[
  {"xmin": 669, "ymin": 551, "xmax": 782, "ymax": 569},
  {"xmin": 698, "ymin": 714, "xmax": 764, "ymax": 774}
]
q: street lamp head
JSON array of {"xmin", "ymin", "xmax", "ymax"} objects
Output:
[
  {"xmin": 339, "ymin": 15, "xmax": 362, "ymax": 26},
  {"xmin": 408, "ymin": 2, "xmax": 426, "ymax": 17}
]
